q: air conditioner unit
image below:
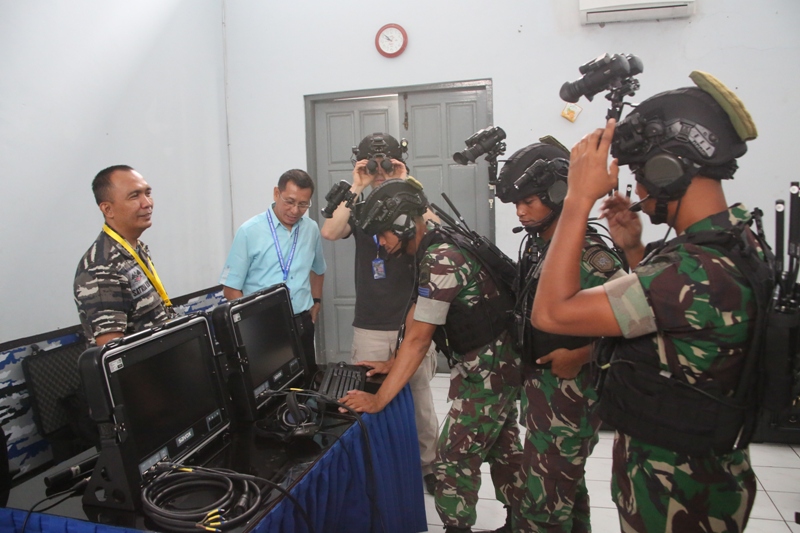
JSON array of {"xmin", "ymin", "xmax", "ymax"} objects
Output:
[{"xmin": 579, "ymin": 0, "xmax": 696, "ymax": 25}]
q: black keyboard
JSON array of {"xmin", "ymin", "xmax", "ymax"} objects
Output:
[{"xmin": 316, "ymin": 362, "xmax": 366, "ymax": 400}]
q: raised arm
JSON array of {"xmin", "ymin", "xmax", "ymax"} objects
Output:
[{"xmin": 320, "ymin": 160, "xmax": 374, "ymax": 241}]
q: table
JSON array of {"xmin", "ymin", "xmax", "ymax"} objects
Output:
[{"xmin": 0, "ymin": 386, "xmax": 427, "ymax": 533}]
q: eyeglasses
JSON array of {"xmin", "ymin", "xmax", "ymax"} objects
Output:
[{"xmin": 278, "ymin": 192, "xmax": 312, "ymax": 211}]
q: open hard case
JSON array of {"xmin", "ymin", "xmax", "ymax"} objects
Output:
[
  {"xmin": 79, "ymin": 314, "xmax": 229, "ymax": 510},
  {"xmin": 211, "ymin": 284, "xmax": 306, "ymax": 423}
]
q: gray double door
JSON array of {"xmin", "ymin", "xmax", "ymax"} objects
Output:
[{"xmin": 311, "ymin": 85, "xmax": 492, "ymax": 363}]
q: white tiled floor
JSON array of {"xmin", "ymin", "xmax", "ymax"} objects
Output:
[{"xmin": 422, "ymin": 373, "xmax": 800, "ymax": 532}]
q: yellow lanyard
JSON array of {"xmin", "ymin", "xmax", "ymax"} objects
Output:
[{"xmin": 102, "ymin": 224, "xmax": 172, "ymax": 308}]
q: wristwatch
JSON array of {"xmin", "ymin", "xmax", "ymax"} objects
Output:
[{"xmin": 313, "ymin": 298, "xmax": 322, "ymax": 305}]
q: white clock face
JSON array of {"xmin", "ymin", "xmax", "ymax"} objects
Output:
[{"xmin": 379, "ymin": 27, "xmax": 404, "ymax": 54}]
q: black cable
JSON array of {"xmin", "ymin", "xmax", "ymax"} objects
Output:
[
  {"xmin": 393, "ymin": 244, "xmax": 422, "ymax": 354},
  {"xmin": 20, "ymin": 478, "xmax": 89, "ymax": 533},
  {"xmin": 299, "ymin": 389, "xmax": 387, "ymax": 533},
  {"xmin": 515, "ymin": 234, "xmax": 542, "ymax": 354},
  {"xmin": 141, "ymin": 463, "xmax": 314, "ymax": 533},
  {"xmin": 257, "ymin": 389, "xmax": 386, "ymax": 532},
  {"xmin": 659, "ymin": 196, "xmax": 683, "ymax": 245},
  {"xmin": 318, "ymin": 419, "xmax": 351, "ymax": 431}
]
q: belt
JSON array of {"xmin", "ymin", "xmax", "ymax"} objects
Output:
[{"xmin": 294, "ymin": 309, "xmax": 311, "ymax": 319}]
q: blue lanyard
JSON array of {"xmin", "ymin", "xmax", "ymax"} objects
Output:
[{"xmin": 266, "ymin": 209, "xmax": 299, "ymax": 281}]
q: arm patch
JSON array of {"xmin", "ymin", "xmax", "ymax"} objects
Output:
[{"xmin": 583, "ymin": 246, "xmax": 617, "ymax": 273}]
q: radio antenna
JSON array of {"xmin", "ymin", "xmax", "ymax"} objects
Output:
[{"xmin": 441, "ymin": 192, "xmax": 472, "ymax": 233}]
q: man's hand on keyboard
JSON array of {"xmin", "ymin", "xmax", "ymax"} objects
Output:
[
  {"xmin": 355, "ymin": 359, "xmax": 393, "ymax": 377},
  {"xmin": 338, "ymin": 390, "xmax": 385, "ymax": 414}
]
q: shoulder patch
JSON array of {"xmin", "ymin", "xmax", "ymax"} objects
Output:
[
  {"xmin": 418, "ymin": 267, "xmax": 431, "ymax": 287},
  {"xmin": 583, "ymin": 246, "xmax": 617, "ymax": 273}
]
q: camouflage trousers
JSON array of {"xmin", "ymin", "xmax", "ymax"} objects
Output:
[
  {"xmin": 515, "ymin": 365, "xmax": 601, "ymax": 532},
  {"xmin": 611, "ymin": 433, "xmax": 756, "ymax": 533},
  {"xmin": 433, "ymin": 369, "xmax": 523, "ymax": 528},
  {"xmin": 433, "ymin": 393, "xmax": 523, "ymax": 528}
]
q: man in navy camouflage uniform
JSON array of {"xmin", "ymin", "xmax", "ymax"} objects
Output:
[
  {"xmin": 496, "ymin": 138, "xmax": 622, "ymax": 532},
  {"xmin": 340, "ymin": 178, "xmax": 523, "ymax": 533},
  {"xmin": 75, "ymin": 165, "xmax": 175, "ymax": 346},
  {"xmin": 531, "ymin": 72, "xmax": 763, "ymax": 532}
]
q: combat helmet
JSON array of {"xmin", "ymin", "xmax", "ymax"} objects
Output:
[
  {"xmin": 496, "ymin": 136, "xmax": 570, "ymax": 233},
  {"xmin": 358, "ymin": 178, "xmax": 428, "ymax": 242},
  {"xmin": 353, "ymin": 132, "xmax": 409, "ymax": 174},
  {"xmin": 611, "ymin": 71, "xmax": 757, "ymax": 222}
]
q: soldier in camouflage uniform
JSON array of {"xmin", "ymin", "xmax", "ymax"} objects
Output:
[
  {"xmin": 74, "ymin": 165, "xmax": 174, "ymax": 346},
  {"xmin": 496, "ymin": 139, "xmax": 622, "ymax": 532},
  {"xmin": 531, "ymin": 72, "xmax": 762, "ymax": 532},
  {"xmin": 340, "ymin": 179, "xmax": 523, "ymax": 533}
]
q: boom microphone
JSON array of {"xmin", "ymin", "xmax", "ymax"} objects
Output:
[
  {"xmin": 512, "ymin": 226, "xmax": 525, "ymax": 234},
  {"xmin": 628, "ymin": 195, "xmax": 651, "ymax": 213}
]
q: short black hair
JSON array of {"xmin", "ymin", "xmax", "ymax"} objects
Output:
[
  {"xmin": 93, "ymin": 165, "xmax": 134, "ymax": 205},
  {"xmin": 278, "ymin": 169, "xmax": 315, "ymax": 195}
]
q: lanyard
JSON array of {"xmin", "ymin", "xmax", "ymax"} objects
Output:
[
  {"xmin": 266, "ymin": 209, "xmax": 299, "ymax": 281},
  {"xmin": 102, "ymin": 224, "xmax": 172, "ymax": 307},
  {"xmin": 373, "ymin": 235, "xmax": 381, "ymax": 258}
]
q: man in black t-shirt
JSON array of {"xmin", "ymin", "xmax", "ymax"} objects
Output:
[{"xmin": 321, "ymin": 133, "xmax": 439, "ymax": 494}]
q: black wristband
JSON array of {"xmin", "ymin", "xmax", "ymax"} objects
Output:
[{"xmin": 313, "ymin": 298, "xmax": 322, "ymax": 304}]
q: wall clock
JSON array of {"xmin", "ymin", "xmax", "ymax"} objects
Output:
[{"xmin": 375, "ymin": 23, "xmax": 407, "ymax": 58}]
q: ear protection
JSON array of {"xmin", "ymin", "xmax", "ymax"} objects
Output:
[
  {"xmin": 254, "ymin": 391, "xmax": 320, "ymax": 441},
  {"xmin": 389, "ymin": 212, "xmax": 418, "ymax": 248},
  {"xmin": 513, "ymin": 157, "xmax": 570, "ymax": 211},
  {"xmin": 281, "ymin": 391, "xmax": 312, "ymax": 425},
  {"xmin": 634, "ymin": 152, "xmax": 700, "ymax": 201},
  {"xmin": 632, "ymin": 152, "xmax": 701, "ymax": 225}
]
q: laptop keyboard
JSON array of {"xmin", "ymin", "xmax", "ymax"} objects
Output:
[{"xmin": 316, "ymin": 362, "xmax": 366, "ymax": 401}]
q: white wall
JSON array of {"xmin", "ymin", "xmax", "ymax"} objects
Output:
[
  {"xmin": 2, "ymin": 0, "xmax": 799, "ymax": 342},
  {"xmin": 223, "ymin": 0, "xmax": 800, "ymax": 256},
  {"xmin": 0, "ymin": 0, "xmax": 231, "ymax": 342}
]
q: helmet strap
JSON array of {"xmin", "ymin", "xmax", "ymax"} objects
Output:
[
  {"xmin": 648, "ymin": 197, "xmax": 670, "ymax": 225},
  {"xmin": 388, "ymin": 214, "xmax": 418, "ymax": 256}
]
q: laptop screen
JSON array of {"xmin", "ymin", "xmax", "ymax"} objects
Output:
[
  {"xmin": 102, "ymin": 317, "xmax": 227, "ymax": 475},
  {"xmin": 213, "ymin": 285, "xmax": 305, "ymax": 419}
]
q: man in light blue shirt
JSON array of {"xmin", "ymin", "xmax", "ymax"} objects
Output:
[{"xmin": 220, "ymin": 169, "xmax": 326, "ymax": 371}]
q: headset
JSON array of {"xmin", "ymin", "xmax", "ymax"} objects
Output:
[
  {"xmin": 513, "ymin": 157, "xmax": 570, "ymax": 210},
  {"xmin": 497, "ymin": 141, "xmax": 571, "ymax": 235},
  {"xmin": 618, "ymin": 116, "xmax": 705, "ymax": 224},
  {"xmin": 612, "ymin": 86, "xmax": 748, "ymax": 224},
  {"xmin": 255, "ymin": 390, "xmax": 321, "ymax": 441}
]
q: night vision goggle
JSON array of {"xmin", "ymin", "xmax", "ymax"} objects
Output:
[{"xmin": 514, "ymin": 157, "xmax": 570, "ymax": 192}]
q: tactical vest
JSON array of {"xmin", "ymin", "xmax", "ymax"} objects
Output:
[
  {"xmin": 415, "ymin": 227, "xmax": 515, "ymax": 361},
  {"xmin": 596, "ymin": 222, "xmax": 774, "ymax": 456},
  {"xmin": 517, "ymin": 230, "xmax": 620, "ymax": 367}
]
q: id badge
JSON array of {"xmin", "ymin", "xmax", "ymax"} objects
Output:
[{"xmin": 372, "ymin": 258, "xmax": 386, "ymax": 279}]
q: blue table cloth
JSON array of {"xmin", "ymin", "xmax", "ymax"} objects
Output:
[{"xmin": 0, "ymin": 385, "xmax": 427, "ymax": 533}]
